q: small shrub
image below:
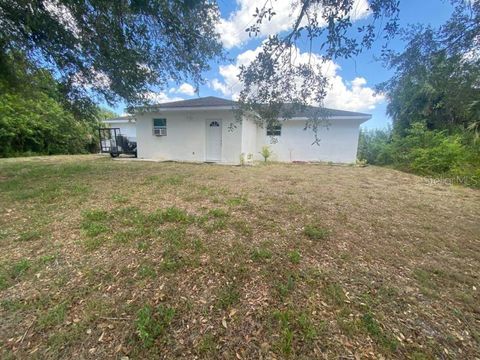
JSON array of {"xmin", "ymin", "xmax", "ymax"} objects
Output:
[
  {"xmin": 136, "ymin": 304, "xmax": 175, "ymax": 348},
  {"xmin": 260, "ymin": 145, "xmax": 272, "ymax": 162},
  {"xmin": 303, "ymin": 225, "xmax": 329, "ymax": 240},
  {"xmin": 288, "ymin": 250, "xmax": 301, "ymax": 264}
]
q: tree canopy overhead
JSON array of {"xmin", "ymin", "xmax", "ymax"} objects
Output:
[
  {"xmin": 0, "ymin": 0, "xmax": 223, "ymax": 107},
  {"xmin": 237, "ymin": 0, "xmax": 401, "ymax": 124}
]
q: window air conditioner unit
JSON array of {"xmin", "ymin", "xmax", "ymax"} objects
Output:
[{"xmin": 154, "ymin": 128, "xmax": 167, "ymax": 136}]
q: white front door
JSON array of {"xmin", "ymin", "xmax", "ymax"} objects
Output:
[{"xmin": 206, "ymin": 120, "xmax": 222, "ymax": 162}]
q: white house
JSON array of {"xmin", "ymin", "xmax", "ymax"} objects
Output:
[
  {"xmin": 103, "ymin": 116, "xmax": 137, "ymax": 142},
  {"xmin": 130, "ymin": 96, "xmax": 370, "ymax": 164}
]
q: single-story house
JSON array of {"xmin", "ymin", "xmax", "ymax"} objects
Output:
[
  {"xmin": 129, "ymin": 96, "xmax": 370, "ymax": 164},
  {"xmin": 103, "ymin": 116, "xmax": 137, "ymax": 142}
]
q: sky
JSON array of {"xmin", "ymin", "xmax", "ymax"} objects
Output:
[{"xmin": 108, "ymin": 0, "xmax": 456, "ymax": 129}]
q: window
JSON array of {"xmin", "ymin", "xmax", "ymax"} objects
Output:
[
  {"xmin": 153, "ymin": 118, "xmax": 167, "ymax": 136},
  {"xmin": 266, "ymin": 123, "xmax": 281, "ymax": 136},
  {"xmin": 209, "ymin": 120, "xmax": 220, "ymax": 127}
]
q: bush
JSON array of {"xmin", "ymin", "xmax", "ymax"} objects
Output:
[
  {"xmin": 260, "ymin": 145, "xmax": 273, "ymax": 162},
  {"xmin": 358, "ymin": 122, "xmax": 480, "ymax": 188}
]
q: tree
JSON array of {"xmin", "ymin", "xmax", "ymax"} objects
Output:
[
  {"xmin": 0, "ymin": 0, "xmax": 223, "ymax": 110},
  {"xmin": 237, "ymin": 0, "xmax": 401, "ymax": 128},
  {"xmin": 0, "ymin": 51, "xmax": 101, "ymax": 156},
  {"xmin": 378, "ymin": 1, "xmax": 480, "ymax": 135}
]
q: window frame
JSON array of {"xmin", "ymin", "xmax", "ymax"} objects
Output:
[
  {"xmin": 152, "ymin": 118, "xmax": 167, "ymax": 136},
  {"xmin": 153, "ymin": 118, "xmax": 167, "ymax": 129},
  {"xmin": 266, "ymin": 123, "xmax": 282, "ymax": 136}
]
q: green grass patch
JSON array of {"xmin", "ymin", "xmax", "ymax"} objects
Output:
[
  {"xmin": 324, "ymin": 283, "xmax": 346, "ymax": 305},
  {"xmin": 361, "ymin": 312, "xmax": 399, "ymax": 352},
  {"xmin": 38, "ymin": 302, "xmax": 68, "ymax": 329},
  {"xmin": 275, "ymin": 273, "xmax": 296, "ymax": 301},
  {"xmin": 251, "ymin": 247, "xmax": 273, "ymax": 262},
  {"xmin": 288, "ymin": 250, "xmax": 301, "ymax": 264},
  {"xmin": 197, "ymin": 332, "xmax": 217, "ymax": 356},
  {"xmin": 136, "ymin": 304, "xmax": 175, "ymax": 348},
  {"xmin": 272, "ymin": 309, "xmax": 317, "ymax": 356},
  {"xmin": 303, "ymin": 225, "xmax": 330, "ymax": 240},
  {"xmin": 217, "ymin": 283, "xmax": 240, "ymax": 309},
  {"xmin": 17, "ymin": 230, "xmax": 43, "ymax": 242},
  {"xmin": 138, "ymin": 263, "xmax": 157, "ymax": 279}
]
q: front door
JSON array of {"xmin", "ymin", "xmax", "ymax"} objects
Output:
[{"xmin": 206, "ymin": 120, "xmax": 222, "ymax": 162}]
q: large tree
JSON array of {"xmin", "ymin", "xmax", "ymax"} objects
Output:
[
  {"xmin": 378, "ymin": 0, "xmax": 480, "ymax": 135},
  {"xmin": 0, "ymin": 0, "xmax": 223, "ymax": 111}
]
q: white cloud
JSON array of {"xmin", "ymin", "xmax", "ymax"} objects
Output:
[
  {"xmin": 217, "ymin": 0, "xmax": 371, "ymax": 49},
  {"xmin": 169, "ymin": 83, "xmax": 196, "ymax": 96},
  {"xmin": 141, "ymin": 91, "xmax": 183, "ymax": 104},
  {"xmin": 211, "ymin": 45, "xmax": 384, "ymax": 112}
]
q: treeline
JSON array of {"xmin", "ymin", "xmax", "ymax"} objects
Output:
[
  {"xmin": 0, "ymin": 52, "xmax": 115, "ymax": 157},
  {"xmin": 358, "ymin": 5, "xmax": 480, "ymax": 188},
  {"xmin": 358, "ymin": 125, "xmax": 480, "ymax": 187}
]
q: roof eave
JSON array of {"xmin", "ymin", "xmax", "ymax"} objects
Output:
[
  {"xmin": 286, "ymin": 115, "xmax": 371, "ymax": 123},
  {"xmin": 131, "ymin": 105, "xmax": 237, "ymax": 113}
]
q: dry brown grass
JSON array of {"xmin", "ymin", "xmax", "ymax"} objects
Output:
[{"xmin": 0, "ymin": 155, "xmax": 479, "ymax": 359}]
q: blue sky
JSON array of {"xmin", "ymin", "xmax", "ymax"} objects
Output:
[{"xmin": 109, "ymin": 0, "xmax": 455, "ymax": 129}]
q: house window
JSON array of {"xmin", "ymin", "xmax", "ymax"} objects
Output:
[
  {"xmin": 153, "ymin": 118, "xmax": 167, "ymax": 136},
  {"xmin": 266, "ymin": 124, "xmax": 282, "ymax": 136}
]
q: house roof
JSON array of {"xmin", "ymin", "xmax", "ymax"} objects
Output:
[
  {"xmin": 132, "ymin": 96, "xmax": 370, "ymax": 119},
  {"xmin": 152, "ymin": 96, "xmax": 236, "ymax": 109}
]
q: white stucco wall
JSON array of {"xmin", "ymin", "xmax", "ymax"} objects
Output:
[
  {"xmin": 240, "ymin": 117, "xmax": 257, "ymax": 162},
  {"xmin": 135, "ymin": 110, "xmax": 242, "ymax": 163},
  {"xmin": 255, "ymin": 119, "xmax": 363, "ymax": 163}
]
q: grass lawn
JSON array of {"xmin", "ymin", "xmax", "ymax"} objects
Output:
[{"xmin": 0, "ymin": 155, "xmax": 479, "ymax": 359}]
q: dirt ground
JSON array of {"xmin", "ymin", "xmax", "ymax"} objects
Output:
[{"xmin": 0, "ymin": 155, "xmax": 479, "ymax": 359}]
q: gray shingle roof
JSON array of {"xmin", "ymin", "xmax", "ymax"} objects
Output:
[
  {"xmin": 135, "ymin": 96, "xmax": 370, "ymax": 118},
  {"xmin": 154, "ymin": 96, "xmax": 236, "ymax": 108}
]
